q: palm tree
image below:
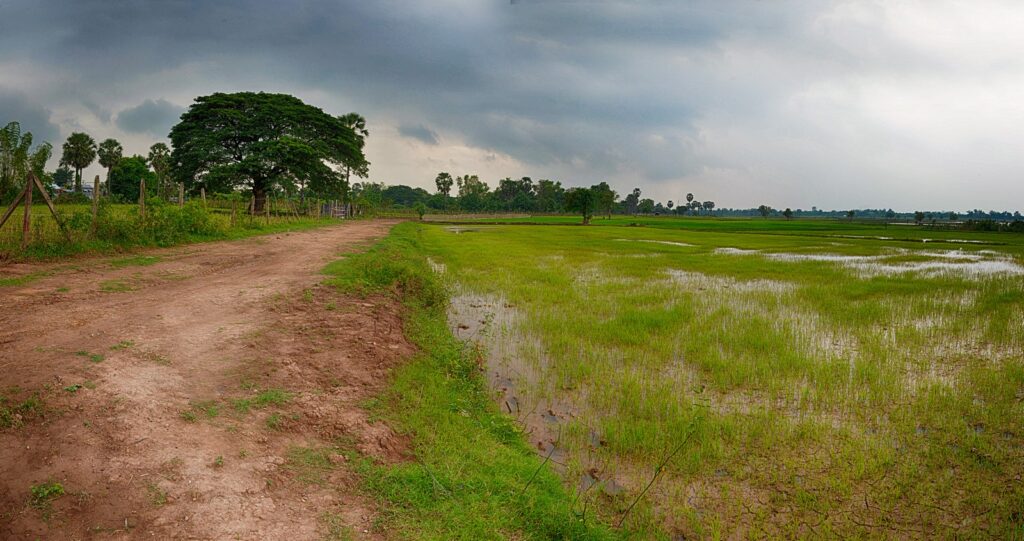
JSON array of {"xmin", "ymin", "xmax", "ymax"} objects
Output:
[
  {"xmin": 97, "ymin": 138, "xmax": 123, "ymax": 197},
  {"xmin": 148, "ymin": 143, "xmax": 170, "ymax": 197},
  {"xmin": 337, "ymin": 113, "xmax": 369, "ymax": 200},
  {"xmin": 61, "ymin": 132, "xmax": 97, "ymax": 192}
]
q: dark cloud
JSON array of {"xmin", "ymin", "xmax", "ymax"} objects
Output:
[
  {"xmin": 115, "ymin": 99, "xmax": 183, "ymax": 137},
  {"xmin": 398, "ymin": 124, "xmax": 439, "ymax": 145},
  {"xmin": 0, "ymin": 0, "xmax": 1021, "ymax": 209},
  {"xmin": 0, "ymin": 89, "xmax": 61, "ymax": 145}
]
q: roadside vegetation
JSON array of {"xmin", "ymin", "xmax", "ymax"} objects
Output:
[
  {"xmin": 0, "ymin": 200, "xmax": 337, "ymax": 261},
  {"xmin": 405, "ymin": 219, "xmax": 1023, "ymax": 538},
  {"xmin": 323, "ymin": 223, "xmax": 619, "ymax": 540}
]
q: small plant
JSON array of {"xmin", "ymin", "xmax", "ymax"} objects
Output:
[
  {"xmin": 110, "ymin": 340, "xmax": 135, "ymax": 350},
  {"xmin": 255, "ymin": 389, "xmax": 291, "ymax": 407},
  {"xmin": 179, "ymin": 410, "xmax": 197, "ymax": 423},
  {"xmin": 99, "ymin": 279, "xmax": 134, "ymax": 292},
  {"xmin": 212, "ymin": 455, "xmax": 224, "ymax": 468},
  {"xmin": 265, "ymin": 412, "xmax": 284, "ymax": 430},
  {"xmin": 146, "ymin": 482, "xmax": 168, "ymax": 506},
  {"xmin": 110, "ymin": 255, "xmax": 161, "ymax": 268},
  {"xmin": 63, "ymin": 384, "xmax": 83, "ymax": 393},
  {"xmin": 30, "ymin": 481, "xmax": 65, "ymax": 509},
  {"xmin": 191, "ymin": 400, "xmax": 220, "ymax": 419},
  {"xmin": 303, "ymin": 288, "xmax": 314, "ymax": 302},
  {"xmin": 75, "ymin": 350, "xmax": 104, "ymax": 363}
]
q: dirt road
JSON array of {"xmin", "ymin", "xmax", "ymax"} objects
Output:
[{"xmin": 0, "ymin": 221, "xmax": 413, "ymax": 540}]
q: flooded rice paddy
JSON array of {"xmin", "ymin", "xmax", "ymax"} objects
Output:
[{"xmin": 424, "ymin": 223, "xmax": 1024, "ymax": 538}]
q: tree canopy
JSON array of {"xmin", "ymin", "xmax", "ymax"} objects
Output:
[{"xmin": 169, "ymin": 92, "xmax": 367, "ymax": 210}]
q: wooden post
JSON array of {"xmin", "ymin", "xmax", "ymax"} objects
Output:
[
  {"xmin": 200, "ymin": 187, "xmax": 206, "ymax": 207},
  {"xmin": 265, "ymin": 197, "xmax": 271, "ymax": 224},
  {"xmin": 91, "ymin": 174, "xmax": 100, "ymax": 236},
  {"xmin": 0, "ymin": 188, "xmax": 26, "ymax": 232},
  {"xmin": 0, "ymin": 172, "xmax": 70, "ymax": 243},
  {"xmin": 230, "ymin": 199, "xmax": 237, "ymax": 227},
  {"xmin": 178, "ymin": 183, "xmax": 184, "ymax": 208},
  {"xmin": 249, "ymin": 195, "xmax": 255, "ymax": 216},
  {"xmin": 139, "ymin": 179, "xmax": 146, "ymax": 220},
  {"xmin": 21, "ymin": 176, "xmax": 32, "ymax": 249}
]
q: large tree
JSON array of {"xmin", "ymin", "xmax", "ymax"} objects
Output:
[
  {"xmin": 109, "ymin": 155, "xmax": 156, "ymax": 202},
  {"xmin": 591, "ymin": 181, "xmax": 617, "ymax": 219},
  {"xmin": 564, "ymin": 187, "xmax": 595, "ymax": 224},
  {"xmin": 169, "ymin": 92, "xmax": 366, "ymax": 211},
  {"xmin": 97, "ymin": 138, "xmax": 123, "ymax": 197},
  {"xmin": 61, "ymin": 132, "xmax": 97, "ymax": 193}
]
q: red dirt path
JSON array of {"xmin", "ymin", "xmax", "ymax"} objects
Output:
[{"xmin": 0, "ymin": 221, "xmax": 413, "ymax": 540}]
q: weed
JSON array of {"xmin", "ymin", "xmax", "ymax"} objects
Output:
[
  {"xmin": 285, "ymin": 446, "xmax": 335, "ymax": 485},
  {"xmin": 110, "ymin": 340, "xmax": 135, "ymax": 350},
  {"xmin": 265, "ymin": 413, "xmax": 284, "ymax": 430},
  {"xmin": 320, "ymin": 512, "xmax": 357, "ymax": 540},
  {"xmin": 30, "ymin": 481, "xmax": 65, "ymax": 511},
  {"xmin": 75, "ymin": 350, "xmax": 104, "ymax": 363},
  {"xmin": 212, "ymin": 456, "xmax": 224, "ymax": 468},
  {"xmin": 63, "ymin": 384, "xmax": 82, "ymax": 393},
  {"xmin": 179, "ymin": 410, "xmax": 197, "ymax": 423},
  {"xmin": 99, "ymin": 279, "xmax": 134, "ymax": 292},
  {"xmin": 109, "ymin": 255, "xmax": 161, "ymax": 268},
  {"xmin": 146, "ymin": 482, "xmax": 168, "ymax": 506}
]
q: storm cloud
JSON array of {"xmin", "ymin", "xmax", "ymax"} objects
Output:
[
  {"xmin": 116, "ymin": 99, "xmax": 185, "ymax": 136},
  {"xmin": 1, "ymin": 0, "xmax": 1022, "ymax": 210}
]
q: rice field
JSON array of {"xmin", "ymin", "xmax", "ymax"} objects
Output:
[{"xmin": 417, "ymin": 220, "xmax": 1024, "ymax": 539}]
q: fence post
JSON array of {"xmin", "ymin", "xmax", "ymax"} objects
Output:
[
  {"xmin": 178, "ymin": 183, "xmax": 184, "ymax": 208},
  {"xmin": 231, "ymin": 199, "xmax": 237, "ymax": 227},
  {"xmin": 265, "ymin": 197, "xmax": 271, "ymax": 224},
  {"xmin": 139, "ymin": 179, "xmax": 146, "ymax": 220},
  {"xmin": 91, "ymin": 174, "xmax": 100, "ymax": 236},
  {"xmin": 20, "ymin": 178, "xmax": 32, "ymax": 249},
  {"xmin": 200, "ymin": 187, "xmax": 206, "ymax": 208}
]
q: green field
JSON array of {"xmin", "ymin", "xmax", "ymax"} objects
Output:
[{"xmin": 397, "ymin": 218, "xmax": 1024, "ymax": 538}]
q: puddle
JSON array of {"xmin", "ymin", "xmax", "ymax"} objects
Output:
[
  {"xmin": 445, "ymin": 226, "xmax": 490, "ymax": 234},
  {"xmin": 666, "ymin": 269, "xmax": 794, "ymax": 294},
  {"xmin": 426, "ymin": 257, "xmax": 447, "ymax": 274},
  {"xmin": 721, "ymin": 248, "xmax": 1024, "ymax": 278},
  {"xmin": 614, "ymin": 239, "xmax": 694, "ymax": 248},
  {"xmin": 447, "ymin": 290, "xmax": 579, "ymax": 466},
  {"xmin": 714, "ymin": 247, "xmax": 759, "ymax": 255}
]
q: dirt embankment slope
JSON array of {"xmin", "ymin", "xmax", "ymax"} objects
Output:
[{"xmin": 0, "ymin": 221, "xmax": 412, "ymax": 540}]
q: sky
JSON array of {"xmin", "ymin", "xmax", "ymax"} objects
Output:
[{"xmin": 1, "ymin": 0, "xmax": 1022, "ymax": 212}]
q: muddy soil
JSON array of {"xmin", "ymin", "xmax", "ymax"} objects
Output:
[{"xmin": 0, "ymin": 221, "xmax": 412, "ymax": 540}]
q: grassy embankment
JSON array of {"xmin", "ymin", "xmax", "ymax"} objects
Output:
[
  {"xmin": 322, "ymin": 222, "xmax": 620, "ymax": 539},
  {"xmin": 403, "ymin": 219, "xmax": 1023, "ymax": 538}
]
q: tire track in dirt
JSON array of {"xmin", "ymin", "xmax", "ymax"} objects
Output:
[{"xmin": 0, "ymin": 220, "xmax": 410, "ymax": 540}]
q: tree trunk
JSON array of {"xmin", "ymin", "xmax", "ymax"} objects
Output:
[
  {"xmin": 75, "ymin": 169, "xmax": 82, "ymax": 192},
  {"xmin": 253, "ymin": 184, "xmax": 267, "ymax": 213}
]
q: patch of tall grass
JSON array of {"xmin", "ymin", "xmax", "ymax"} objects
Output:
[{"xmin": 0, "ymin": 201, "xmax": 336, "ymax": 260}]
